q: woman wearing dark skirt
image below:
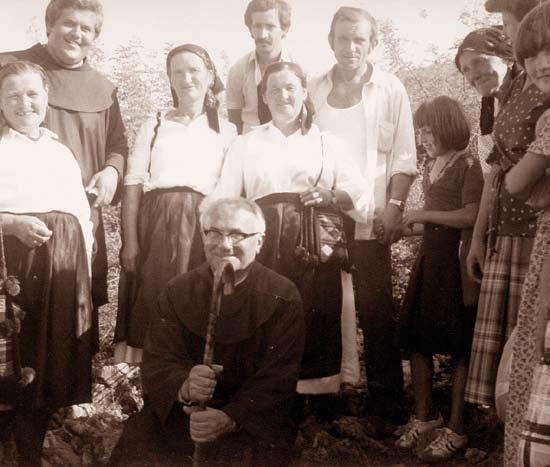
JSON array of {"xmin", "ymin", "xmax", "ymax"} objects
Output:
[
  {"xmin": 397, "ymin": 96, "xmax": 483, "ymax": 462},
  {"xmin": 0, "ymin": 61, "xmax": 93, "ymax": 465},
  {"xmin": 214, "ymin": 62, "xmax": 370, "ymax": 396},
  {"xmin": 115, "ymin": 44, "xmax": 236, "ymax": 363}
]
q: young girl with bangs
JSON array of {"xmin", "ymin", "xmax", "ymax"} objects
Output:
[{"xmin": 397, "ymin": 96, "xmax": 484, "ymax": 462}]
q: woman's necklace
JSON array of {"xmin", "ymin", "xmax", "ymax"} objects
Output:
[{"xmin": 428, "ymin": 150, "xmax": 458, "ymax": 185}]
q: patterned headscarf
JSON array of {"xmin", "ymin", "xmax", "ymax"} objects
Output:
[
  {"xmin": 166, "ymin": 44, "xmax": 224, "ymax": 132},
  {"xmin": 454, "ymin": 26, "xmax": 513, "ymax": 70},
  {"xmin": 455, "ymin": 27, "xmax": 514, "ymax": 135}
]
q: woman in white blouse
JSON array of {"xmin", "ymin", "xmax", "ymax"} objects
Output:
[
  {"xmin": 214, "ymin": 61, "xmax": 370, "ymax": 402},
  {"xmin": 115, "ymin": 44, "xmax": 236, "ymax": 362},
  {"xmin": 0, "ymin": 61, "xmax": 93, "ymax": 464}
]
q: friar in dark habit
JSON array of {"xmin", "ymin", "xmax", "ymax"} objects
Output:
[{"xmin": 110, "ymin": 197, "xmax": 305, "ymax": 467}]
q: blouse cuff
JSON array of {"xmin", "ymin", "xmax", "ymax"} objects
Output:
[{"xmin": 123, "ymin": 173, "xmax": 148, "ymax": 186}]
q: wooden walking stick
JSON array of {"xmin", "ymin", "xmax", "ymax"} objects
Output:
[{"xmin": 192, "ymin": 259, "xmax": 236, "ymax": 467}]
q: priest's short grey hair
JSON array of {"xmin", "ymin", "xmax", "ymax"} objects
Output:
[{"xmin": 199, "ymin": 197, "xmax": 266, "ymax": 234}]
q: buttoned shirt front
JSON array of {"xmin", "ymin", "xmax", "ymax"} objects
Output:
[
  {"xmin": 226, "ymin": 48, "xmax": 295, "ymax": 134},
  {"xmin": 309, "ymin": 64, "xmax": 417, "ymax": 240}
]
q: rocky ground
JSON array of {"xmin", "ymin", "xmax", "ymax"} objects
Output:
[{"xmin": 0, "ymin": 207, "xmax": 505, "ymax": 466}]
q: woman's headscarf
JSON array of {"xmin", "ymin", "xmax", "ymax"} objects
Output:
[
  {"xmin": 166, "ymin": 44, "xmax": 224, "ymax": 133},
  {"xmin": 454, "ymin": 26, "xmax": 513, "ymax": 70},
  {"xmin": 455, "ymin": 27, "xmax": 514, "ymax": 135}
]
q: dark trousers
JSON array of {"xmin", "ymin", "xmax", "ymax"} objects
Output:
[
  {"xmin": 0, "ymin": 407, "xmax": 52, "ymax": 466},
  {"xmin": 351, "ymin": 240, "xmax": 404, "ymax": 415}
]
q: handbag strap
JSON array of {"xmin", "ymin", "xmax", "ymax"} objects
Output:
[{"xmin": 312, "ymin": 134, "xmax": 325, "ymax": 188}]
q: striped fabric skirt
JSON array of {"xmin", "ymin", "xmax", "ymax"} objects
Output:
[
  {"xmin": 517, "ymin": 361, "xmax": 550, "ymax": 466},
  {"xmin": 256, "ymin": 193, "xmax": 359, "ymax": 388},
  {"xmin": 115, "ymin": 188, "xmax": 205, "ymax": 352},
  {"xmin": 465, "ymin": 235, "xmax": 534, "ymax": 406}
]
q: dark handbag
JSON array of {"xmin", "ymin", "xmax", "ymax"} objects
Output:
[
  {"xmin": 294, "ymin": 135, "xmax": 351, "ymax": 269},
  {"xmin": 315, "ymin": 208, "xmax": 349, "ymax": 264}
]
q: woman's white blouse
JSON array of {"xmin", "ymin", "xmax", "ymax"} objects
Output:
[
  {"xmin": 0, "ymin": 126, "xmax": 93, "ymax": 260},
  {"xmin": 124, "ymin": 112, "xmax": 237, "ymax": 195},
  {"xmin": 213, "ymin": 123, "xmax": 371, "ymax": 222}
]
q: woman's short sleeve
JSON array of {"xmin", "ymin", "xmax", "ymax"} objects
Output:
[{"xmin": 528, "ymin": 109, "xmax": 550, "ymax": 159}]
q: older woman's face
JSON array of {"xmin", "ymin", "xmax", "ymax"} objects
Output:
[
  {"xmin": 0, "ymin": 72, "xmax": 48, "ymax": 138},
  {"xmin": 169, "ymin": 52, "xmax": 213, "ymax": 108},
  {"xmin": 46, "ymin": 8, "xmax": 98, "ymax": 68},
  {"xmin": 263, "ymin": 69, "xmax": 307, "ymax": 128},
  {"xmin": 458, "ymin": 51, "xmax": 509, "ymax": 97}
]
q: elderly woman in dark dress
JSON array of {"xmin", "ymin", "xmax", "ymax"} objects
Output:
[
  {"xmin": 456, "ymin": 27, "xmax": 550, "ymax": 408},
  {"xmin": 0, "ymin": 61, "xmax": 93, "ymax": 465},
  {"xmin": 115, "ymin": 44, "xmax": 236, "ymax": 363},
  {"xmin": 397, "ymin": 96, "xmax": 483, "ymax": 462},
  {"xmin": 214, "ymin": 62, "xmax": 369, "ymax": 399}
]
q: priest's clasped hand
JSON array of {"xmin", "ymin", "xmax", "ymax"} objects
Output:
[
  {"xmin": 183, "ymin": 406, "xmax": 236, "ymax": 443},
  {"xmin": 179, "ymin": 364, "xmax": 223, "ymax": 403}
]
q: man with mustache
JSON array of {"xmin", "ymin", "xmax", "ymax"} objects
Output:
[
  {"xmin": 227, "ymin": 0, "xmax": 295, "ymax": 134},
  {"xmin": 309, "ymin": 6, "xmax": 417, "ymax": 426}
]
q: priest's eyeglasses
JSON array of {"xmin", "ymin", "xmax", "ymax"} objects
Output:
[{"xmin": 203, "ymin": 228, "xmax": 261, "ymax": 244}]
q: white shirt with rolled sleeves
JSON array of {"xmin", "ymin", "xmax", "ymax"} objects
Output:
[
  {"xmin": 123, "ymin": 113, "xmax": 236, "ymax": 195},
  {"xmin": 0, "ymin": 126, "xmax": 94, "ymax": 265},
  {"xmin": 309, "ymin": 64, "xmax": 418, "ymax": 240},
  {"xmin": 226, "ymin": 48, "xmax": 297, "ymax": 134},
  {"xmin": 212, "ymin": 122, "xmax": 372, "ymax": 224}
]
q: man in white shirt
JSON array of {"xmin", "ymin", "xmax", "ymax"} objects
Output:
[
  {"xmin": 309, "ymin": 6, "xmax": 417, "ymax": 421},
  {"xmin": 226, "ymin": 0, "xmax": 294, "ymax": 134}
]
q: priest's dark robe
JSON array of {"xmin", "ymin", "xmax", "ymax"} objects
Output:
[
  {"xmin": 0, "ymin": 44, "xmax": 129, "ymax": 335},
  {"xmin": 110, "ymin": 261, "xmax": 305, "ymax": 467}
]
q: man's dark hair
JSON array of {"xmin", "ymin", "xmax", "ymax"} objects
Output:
[
  {"xmin": 244, "ymin": 0, "xmax": 291, "ymax": 32},
  {"xmin": 45, "ymin": 0, "xmax": 103, "ymax": 37}
]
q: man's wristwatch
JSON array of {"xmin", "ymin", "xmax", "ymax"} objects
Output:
[{"xmin": 388, "ymin": 198, "xmax": 405, "ymax": 211}]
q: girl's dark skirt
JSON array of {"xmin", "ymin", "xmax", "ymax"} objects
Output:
[
  {"xmin": 256, "ymin": 193, "xmax": 342, "ymax": 379},
  {"xmin": 4, "ymin": 211, "xmax": 93, "ymax": 409},
  {"xmin": 400, "ymin": 224, "xmax": 477, "ymax": 359},
  {"xmin": 116, "ymin": 188, "xmax": 205, "ymax": 348}
]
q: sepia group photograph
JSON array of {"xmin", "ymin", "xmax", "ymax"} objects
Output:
[{"xmin": 1, "ymin": 0, "xmax": 550, "ymax": 465}]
